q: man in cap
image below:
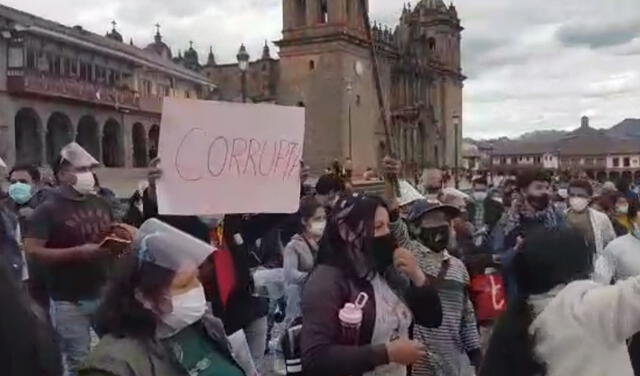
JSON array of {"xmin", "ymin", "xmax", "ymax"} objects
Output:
[
  {"xmin": 24, "ymin": 142, "xmax": 114, "ymax": 376},
  {"xmin": 421, "ymin": 167, "xmax": 444, "ymax": 200},
  {"xmin": 385, "ymin": 158, "xmax": 482, "ymax": 376}
]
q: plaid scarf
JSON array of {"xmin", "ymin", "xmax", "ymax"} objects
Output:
[{"xmin": 503, "ymin": 204, "xmax": 559, "ymax": 236}]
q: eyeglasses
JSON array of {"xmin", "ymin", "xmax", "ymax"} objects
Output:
[{"xmin": 8, "ymin": 179, "xmax": 30, "ymax": 184}]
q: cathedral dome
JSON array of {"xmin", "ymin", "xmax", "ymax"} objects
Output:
[
  {"xmin": 183, "ymin": 41, "xmax": 201, "ymax": 71},
  {"xmin": 416, "ymin": 0, "xmax": 448, "ymax": 11},
  {"xmin": 105, "ymin": 21, "xmax": 123, "ymax": 43},
  {"xmin": 144, "ymin": 27, "xmax": 172, "ymax": 60}
]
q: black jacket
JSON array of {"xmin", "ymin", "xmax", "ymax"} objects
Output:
[{"xmin": 466, "ymin": 198, "xmax": 504, "ymax": 232}]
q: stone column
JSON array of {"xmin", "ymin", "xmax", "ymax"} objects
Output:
[
  {"xmin": 306, "ymin": 0, "xmax": 321, "ymax": 25},
  {"xmin": 328, "ymin": 0, "xmax": 347, "ymax": 24}
]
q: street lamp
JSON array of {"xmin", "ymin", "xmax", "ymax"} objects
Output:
[
  {"xmin": 236, "ymin": 44, "xmax": 250, "ymax": 103},
  {"xmin": 453, "ymin": 114, "xmax": 461, "ymax": 189},
  {"xmin": 346, "ymin": 81, "xmax": 353, "ymax": 160}
]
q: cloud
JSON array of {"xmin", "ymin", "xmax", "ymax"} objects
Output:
[
  {"xmin": 556, "ymin": 20, "xmax": 639, "ymax": 49},
  {"xmin": 5, "ymin": 0, "xmax": 640, "ymax": 139}
]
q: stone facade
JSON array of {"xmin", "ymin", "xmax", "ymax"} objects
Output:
[
  {"xmin": 204, "ymin": 0, "xmax": 465, "ymax": 175},
  {"xmin": 0, "ymin": 4, "xmax": 212, "ymax": 169}
]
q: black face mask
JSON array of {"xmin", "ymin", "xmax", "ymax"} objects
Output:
[
  {"xmin": 419, "ymin": 225, "xmax": 450, "ymax": 253},
  {"xmin": 527, "ymin": 194, "xmax": 550, "ymax": 211},
  {"xmin": 371, "ymin": 233, "xmax": 397, "ymax": 274}
]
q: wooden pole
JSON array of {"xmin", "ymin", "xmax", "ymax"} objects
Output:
[{"xmin": 359, "ymin": 0, "xmax": 400, "ymax": 194}]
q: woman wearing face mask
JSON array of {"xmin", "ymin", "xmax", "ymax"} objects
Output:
[
  {"xmin": 302, "ymin": 193, "xmax": 442, "ymax": 376},
  {"xmin": 283, "ymin": 196, "xmax": 326, "ymax": 323},
  {"xmin": 609, "ymin": 193, "xmax": 633, "ymax": 236},
  {"xmin": 81, "ymin": 221, "xmax": 253, "ymax": 376}
]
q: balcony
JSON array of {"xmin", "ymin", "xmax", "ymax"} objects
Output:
[{"xmin": 6, "ymin": 69, "xmax": 153, "ymax": 113}]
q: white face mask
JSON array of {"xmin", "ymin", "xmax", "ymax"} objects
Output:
[
  {"xmin": 473, "ymin": 191, "xmax": 487, "ymax": 202},
  {"xmin": 72, "ymin": 171, "xmax": 95, "ymax": 195},
  {"xmin": 309, "ymin": 220, "xmax": 327, "ymax": 237},
  {"xmin": 162, "ymin": 284, "xmax": 207, "ymax": 332},
  {"xmin": 569, "ymin": 197, "xmax": 589, "ymax": 212},
  {"xmin": 617, "ymin": 204, "xmax": 629, "ymax": 215}
]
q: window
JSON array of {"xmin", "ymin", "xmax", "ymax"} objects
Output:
[
  {"xmin": 70, "ymin": 59, "xmax": 78, "ymax": 76},
  {"xmin": 108, "ymin": 70, "xmax": 116, "ymax": 86},
  {"xmin": 309, "ymin": 60, "xmax": 315, "ymax": 70},
  {"xmin": 52, "ymin": 56, "xmax": 61, "ymax": 75},
  {"xmin": 8, "ymin": 45, "xmax": 24, "ymax": 68},
  {"xmin": 624, "ymin": 157, "xmax": 631, "ymax": 167},
  {"xmin": 356, "ymin": 95, "xmax": 361, "ymax": 106},
  {"xmin": 428, "ymin": 37, "xmax": 436, "ymax": 52},
  {"xmin": 534, "ymin": 156, "xmax": 541, "ymax": 164},
  {"xmin": 185, "ymin": 90, "xmax": 191, "ymax": 98},
  {"xmin": 26, "ymin": 49, "xmax": 36, "ymax": 69},
  {"xmin": 141, "ymin": 80, "xmax": 152, "ymax": 96},
  {"xmin": 79, "ymin": 62, "xmax": 88, "ymax": 80},
  {"xmin": 63, "ymin": 58, "xmax": 71, "ymax": 76},
  {"xmin": 585, "ymin": 158, "xmax": 593, "ymax": 165},
  {"xmin": 320, "ymin": 0, "xmax": 328, "ymax": 23},
  {"xmin": 613, "ymin": 158, "xmax": 620, "ymax": 167}
]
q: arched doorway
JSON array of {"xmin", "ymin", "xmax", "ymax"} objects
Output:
[
  {"xmin": 148, "ymin": 124, "xmax": 160, "ymax": 160},
  {"xmin": 132, "ymin": 123, "xmax": 148, "ymax": 167},
  {"xmin": 596, "ymin": 171, "xmax": 608, "ymax": 183},
  {"xmin": 610, "ymin": 171, "xmax": 621, "ymax": 182},
  {"xmin": 14, "ymin": 108, "xmax": 43, "ymax": 165},
  {"xmin": 46, "ymin": 112, "xmax": 73, "ymax": 165},
  {"xmin": 622, "ymin": 171, "xmax": 632, "ymax": 182},
  {"xmin": 102, "ymin": 119, "xmax": 124, "ymax": 167},
  {"xmin": 634, "ymin": 171, "xmax": 640, "ymax": 184},
  {"xmin": 76, "ymin": 115, "xmax": 100, "ymax": 160}
]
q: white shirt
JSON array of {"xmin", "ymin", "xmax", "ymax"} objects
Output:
[
  {"xmin": 594, "ymin": 234, "xmax": 640, "ymax": 284},
  {"xmin": 529, "ymin": 277, "xmax": 640, "ymax": 376}
]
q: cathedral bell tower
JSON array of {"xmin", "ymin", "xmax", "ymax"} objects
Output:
[{"xmin": 276, "ymin": 0, "xmax": 382, "ymax": 174}]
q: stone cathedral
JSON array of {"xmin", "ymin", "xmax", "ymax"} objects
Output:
[{"xmin": 204, "ymin": 0, "xmax": 464, "ymax": 175}]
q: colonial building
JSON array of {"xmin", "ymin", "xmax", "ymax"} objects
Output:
[
  {"xmin": 489, "ymin": 116, "xmax": 640, "ymax": 182},
  {"xmin": 0, "ymin": 5, "xmax": 213, "ymax": 169},
  {"xmin": 203, "ymin": 0, "xmax": 465, "ymax": 174},
  {"xmin": 2, "ymin": 0, "xmax": 464, "ymax": 177}
]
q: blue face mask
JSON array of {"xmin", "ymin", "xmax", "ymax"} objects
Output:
[{"xmin": 8, "ymin": 182, "xmax": 33, "ymax": 205}]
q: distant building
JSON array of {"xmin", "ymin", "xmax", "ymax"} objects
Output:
[
  {"xmin": 489, "ymin": 116, "xmax": 640, "ymax": 182},
  {"xmin": 0, "ymin": 5, "xmax": 214, "ymax": 168}
]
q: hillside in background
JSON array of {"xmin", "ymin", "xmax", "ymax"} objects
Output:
[
  {"xmin": 608, "ymin": 119, "xmax": 640, "ymax": 139},
  {"xmin": 468, "ymin": 118, "xmax": 640, "ymax": 143}
]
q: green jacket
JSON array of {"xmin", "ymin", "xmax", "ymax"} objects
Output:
[{"xmin": 79, "ymin": 315, "xmax": 244, "ymax": 376}]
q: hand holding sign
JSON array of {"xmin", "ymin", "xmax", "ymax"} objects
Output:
[{"xmin": 157, "ymin": 99, "xmax": 305, "ymax": 215}]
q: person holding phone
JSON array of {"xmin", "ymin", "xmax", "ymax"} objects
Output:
[{"xmin": 24, "ymin": 143, "xmax": 114, "ymax": 376}]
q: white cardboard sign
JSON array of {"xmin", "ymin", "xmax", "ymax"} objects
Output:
[{"xmin": 157, "ymin": 98, "xmax": 305, "ymax": 215}]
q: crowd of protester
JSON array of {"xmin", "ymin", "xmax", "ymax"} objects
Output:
[{"xmin": 3, "ymin": 143, "xmax": 640, "ymax": 376}]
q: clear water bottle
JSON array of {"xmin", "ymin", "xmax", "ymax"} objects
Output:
[{"xmin": 338, "ymin": 292, "xmax": 368, "ymax": 345}]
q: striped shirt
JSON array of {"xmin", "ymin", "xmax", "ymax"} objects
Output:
[{"xmin": 391, "ymin": 220, "xmax": 481, "ymax": 376}]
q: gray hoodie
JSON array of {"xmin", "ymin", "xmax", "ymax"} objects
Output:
[{"xmin": 283, "ymin": 234, "xmax": 318, "ymax": 287}]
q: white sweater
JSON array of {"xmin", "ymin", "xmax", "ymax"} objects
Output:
[
  {"xmin": 529, "ymin": 277, "xmax": 640, "ymax": 376},
  {"xmin": 594, "ymin": 234, "xmax": 640, "ymax": 284}
]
